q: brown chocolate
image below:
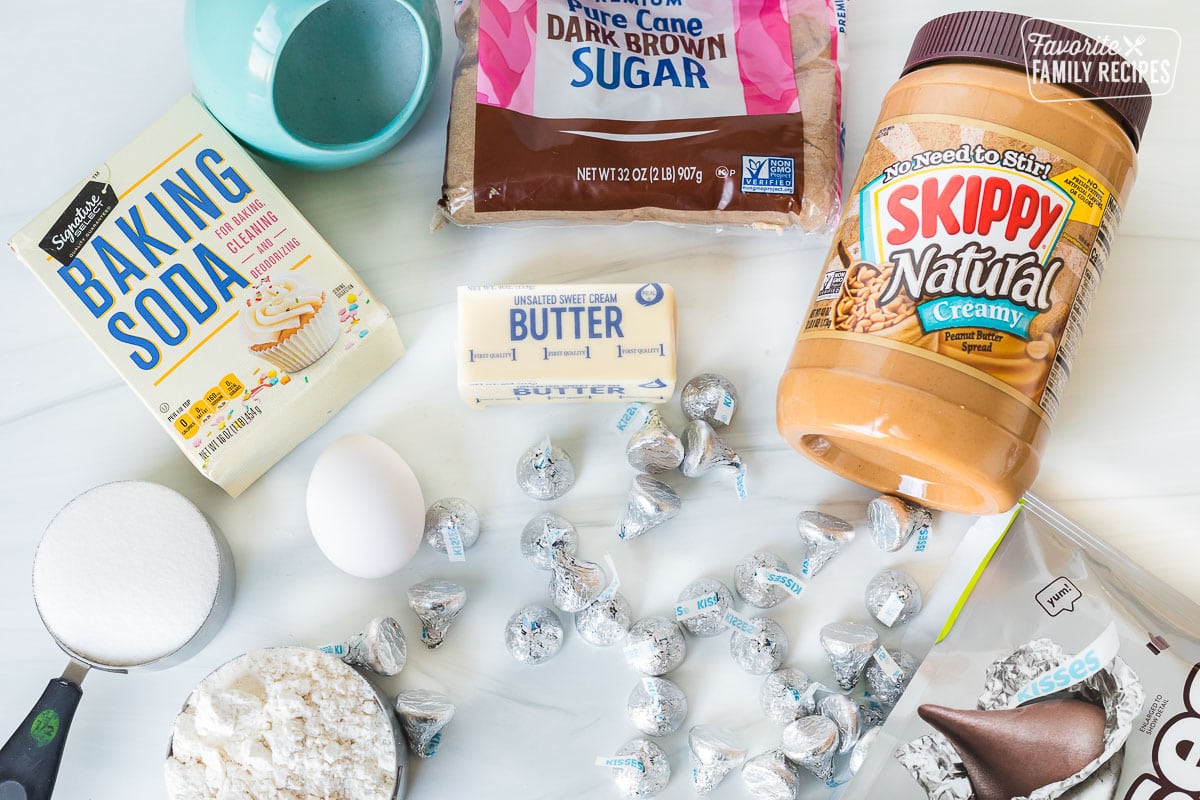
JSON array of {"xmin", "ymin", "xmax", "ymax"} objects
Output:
[{"xmin": 917, "ymin": 698, "xmax": 1106, "ymax": 800}]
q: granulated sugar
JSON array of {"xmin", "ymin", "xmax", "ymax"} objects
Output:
[
  {"xmin": 165, "ymin": 647, "xmax": 398, "ymax": 800},
  {"xmin": 32, "ymin": 481, "xmax": 223, "ymax": 667}
]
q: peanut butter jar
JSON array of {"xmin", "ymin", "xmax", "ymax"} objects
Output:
[{"xmin": 777, "ymin": 12, "xmax": 1152, "ymax": 514}]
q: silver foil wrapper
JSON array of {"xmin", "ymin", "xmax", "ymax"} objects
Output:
[
  {"xmin": 575, "ymin": 592, "xmax": 633, "ymax": 646},
  {"xmin": 781, "ymin": 715, "xmax": 840, "ymax": 782},
  {"xmin": 624, "ymin": 616, "xmax": 687, "ymax": 676},
  {"xmin": 618, "ymin": 475, "xmax": 682, "ymax": 540},
  {"xmin": 848, "ymin": 726, "xmax": 880, "ymax": 776},
  {"xmin": 689, "ymin": 725, "xmax": 747, "ymax": 795},
  {"xmin": 609, "ymin": 738, "xmax": 671, "ymax": 798},
  {"xmin": 761, "ymin": 668, "xmax": 818, "ymax": 725},
  {"xmin": 627, "ymin": 676, "xmax": 689, "ymax": 736},
  {"xmin": 325, "ymin": 615, "xmax": 407, "ymax": 676},
  {"xmin": 865, "ymin": 568, "xmax": 923, "ymax": 627},
  {"xmin": 729, "ymin": 616, "xmax": 789, "ymax": 675},
  {"xmin": 817, "ymin": 692, "xmax": 862, "ymax": 754},
  {"xmin": 734, "ymin": 552, "xmax": 792, "ymax": 609},
  {"xmin": 680, "ymin": 419, "xmax": 744, "ymax": 480},
  {"xmin": 626, "ymin": 409, "xmax": 685, "ymax": 474},
  {"xmin": 819, "ymin": 622, "xmax": 881, "ymax": 690},
  {"xmin": 741, "ymin": 748, "xmax": 802, "ymax": 800},
  {"xmin": 796, "ymin": 510, "xmax": 855, "ymax": 575},
  {"xmin": 423, "ymin": 497, "xmax": 480, "ymax": 559},
  {"xmin": 681, "ymin": 372, "xmax": 739, "ymax": 427},
  {"xmin": 864, "ymin": 648, "xmax": 917, "ymax": 708},
  {"xmin": 896, "ymin": 639, "xmax": 1144, "ymax": 800},
  {"xmin": 517, "ymin": 437, "xmax": 576, "ymax": 501},
  {"xmin": 676, "ymin": 578, "xmax": 734, "ymax": 637},
  {"xmin": 394, "ymin": 689, "xmax": 455, "ymax": 758},
  {"xmin": 520, "ymin": 512, "xmax": 579, "ymax": 570},
  {"xmin": 866, "ymin": 495, "xmax": 931, "ymax": 552},
  {"xmin": 548, "ymin": 548, "xmax": 606, "ymax": 612},
  {"xmin": 504, "ymin": 604, "xmax": 565, "ymax": 665},
  {"xmin": 407, "ymin": 579, "xmax": 467, "ymax": 649}
]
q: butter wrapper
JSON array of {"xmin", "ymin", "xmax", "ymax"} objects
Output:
[
  {"xmin": 8, "ymin": 96, "xmax": 404, "ymax": 496},
  {"xmin": 457, "ymin": 283, "xmax": 676, "ymax": 406}
]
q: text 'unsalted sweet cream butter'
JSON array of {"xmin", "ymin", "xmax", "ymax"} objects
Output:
[
  {"xmin": 456, "ymin": 283, "xmax": 677, "ymax": 406},
  {"xmin": 7, "ymin": 96, "xmax": 404, "ymax": 496}
]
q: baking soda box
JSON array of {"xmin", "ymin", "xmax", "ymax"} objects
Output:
[{"xmin": 8, "ymin": 96, "xmax": 405, "ymax": 496}]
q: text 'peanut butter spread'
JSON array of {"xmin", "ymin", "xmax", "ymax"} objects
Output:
[{"xmin": 778, "ymin": 11, "xmax": 1152, "ymax": 514}]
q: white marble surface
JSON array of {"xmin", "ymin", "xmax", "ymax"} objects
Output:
[{"xmin": 1, "ymin": 0, "xmax": 1198, "ymax": 798}]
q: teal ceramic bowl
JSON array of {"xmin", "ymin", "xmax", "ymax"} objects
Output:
[{"xmin": 186, "ymin": 0, "xmax": 441, "ymax": 170}]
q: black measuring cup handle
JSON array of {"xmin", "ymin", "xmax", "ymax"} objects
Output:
[{"xmin": 0, "ymin": 677, "xmax": 83, "ymax": 800}]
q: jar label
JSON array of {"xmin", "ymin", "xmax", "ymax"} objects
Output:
[{"xmin": 800, "ymin": 116, "xmax": 1121, "ymax": 421}]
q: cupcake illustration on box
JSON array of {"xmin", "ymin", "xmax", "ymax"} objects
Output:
[{"xmin": 241, "ymin": 276, "xmax": 339, "ymax": 373}]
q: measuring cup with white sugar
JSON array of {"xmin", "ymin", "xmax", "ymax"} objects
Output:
[{"xmin": 0, "ymin": 482, "xmax": 235, "ymax": 800}]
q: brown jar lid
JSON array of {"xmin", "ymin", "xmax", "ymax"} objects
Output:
[{"xmin": 903, "ymin": 11, "xmax": 1152, "ymax": 149}]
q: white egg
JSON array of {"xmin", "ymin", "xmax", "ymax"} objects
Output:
[{"xmin": 306, "ymin": 434, "xmax": 425, "ymax": 578}]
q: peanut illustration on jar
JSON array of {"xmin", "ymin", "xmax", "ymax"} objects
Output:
[{"xmin": 831, "ymin": 242, "xmax": 923, "ymax": 344}]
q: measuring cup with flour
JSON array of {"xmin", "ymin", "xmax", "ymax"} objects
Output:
[{"xmin": 0, "ymin": 482, "xmax": 234, "ymax": 800}]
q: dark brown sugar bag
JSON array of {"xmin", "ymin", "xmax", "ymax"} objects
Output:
[{"xmin": 439, "ymin": 0, "xmax": 847, "ymax": 230}]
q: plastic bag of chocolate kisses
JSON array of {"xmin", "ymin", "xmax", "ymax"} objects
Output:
[{"xmin": 841, "ymin": 494, "xmax": 1200, "ymax": 800}]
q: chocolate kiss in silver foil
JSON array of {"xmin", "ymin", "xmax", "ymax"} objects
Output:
[
  {"xmin": 676, "ymin": 577, "xmax": 733, "ymax": 637},
  {"xmin": 423, "ymin": 497, "xmax": 480, "ymax": 558},
  {"xmin": 816, "ymin": 692, "xmax": 862, "ymax": 754},
  {"xmin": 611, "ymin": 738, "xmax": 671, "ymax": 798},
  {"xmin": 865, "ymin": 568, "xmax": 923, "ymax": 627},
  {"xmin": 819, "ymin": 622, "xmax": 881, "ymax": 690},
  {"xmin": 865, "ymin": 648, "xmax": 917, "ymax": 708},
  {"xmin": 407, "ymin": 579, "xmax": 467, "ymax": 649},
  {"xmin": 866, "ymin": 495, "xmax": 931, "ymax": 552},
  {"xmin": 575, "ymin": 592, "xmax": 633, "ymax": 647},
  {"xmin": 618, "ymin": 475, "xmax": 682, "ymax": 540},
  {"xmin": 681, "ymin": 372, "xmax": 739, "ymax": 427},
  {"xmin": 624, "ymin": 616, "xmax": 687, "ymax": 676},
  {"xmin": 626, "ymin": 409, "xmax": 684, "ymax": 474},
  {"xmin": 627, "ymin": 677, "xmax": 689, "ymax": 736},
  {"xmin": 325, "ymin": 616, "xmax": 407, "ymax": 676},
  {"xmin": 520, "ymin": 512, "xmax": 579, "ymax": 570},
  {"xmin": 741, "ymin": 748, "xmax": 801, "ymax": 800},
  {"xmin": 848, "ymin": 726, "xmax": 880, "ymax": 776},
  {"xmin": 394, "ymin": 689, "xmax": 455, "ymax": 758},
  {"xmin": 517, "ymin": 436, "xmax": 576, "ymax": 501},
  {"xmin": 761, "ymin": 668, "xmax": 818, "ymax": 725},
  {"xmin": 688, "ymin": 725, "xmax": 746, "ymax": 795},
  {"xmin": 548, "ymin": 548, "xmax": 605, "ymax": 612},
  {"xmin": 781, "ymin": 715, "xmax": 840, "ymax": 782},
  {"xmin": 734, "ymin": 552, "xmax": 792, "ymax": 609},
  {"xmin": 504, "ymin": 604, "xmax": 564, "ymax": 665},
  {"xmin": 796, "ymin": 510, "xmax": 855, "ymax": 575},
  {"xmin": 680, "ymin": 419, "xmax": 743, "ymax": 479},
  {"xmin": 730, "ymin": 616, "xmax": 789, "ymax": 675}
]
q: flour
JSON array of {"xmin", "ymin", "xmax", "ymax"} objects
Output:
[
  {"xmin": 32, "ymin": 481, "xmax": 223, "ymax": 667},
  {"xmin": 165, "ymin": 647, "xmax": 398, "ymax": 800}
]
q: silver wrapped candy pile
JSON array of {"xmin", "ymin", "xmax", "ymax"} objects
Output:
[
  {"xmin": 674, "ymin": 578, "xmax": 733, "ymax": 637},
  {"xmin": 599, "ymin": 738, "xmax": 672, "ymax": 798},
  {"xmin": 729, "ymin": 616, "xmax": 789, "ymax": 675},
  {"xmin": 626, "ymin": 677, "xmax": 688, "ymax": 736},
  {"xmin": 504, "ymin": 604, "xmax": 564, "ymax": 665},
  {"xmin": 688, "ymin": 725, "xmax": 746, "ymax": 794},
  {"xmin": 520, "ymin": 512, "xmax": 578, "ymax": 569},
  {"xmin": 517, "ymin": 436, "xmax": 576, "ymax": 500},
  {"xmin": 796, "ymin": 510, "xmax": 855, "ymax": 575},
  {"xmin": 575, "ymin": 593, "xmax": 633, "ymax": 647},
  {"xmin": 322, "ymin": 616, "xmax": 407, "ymax": 676},
  {"xmin": 819, "ymin": 621, "xmax": 881, "ymax": 690},
  {"xmin": 423, "ymin": 497, "xmax": 480, "ymax": 561},
  {"xmin": 617, "ymin": 475, "xmax": 681, "ymax": 540},
  {"xmin": 865, "ymin": 568, "xmax": 923, "ymax": 627},
  {"xmin": 867, "ymin": 494, "xmax": 931, "ymax": 552},
  {"xmin": 394, "ymin": 689, "xmax": 456, "ymax": 758},
  {"xmin": 623, "ymin": 616, "xmax": 686, "ymax": 676},
  {"xmin": 626, "ymin": 409, "xmax": 684, "ymax": 474},
  {"xmin": 407, "ymin": 579, "xmax": 467, "ymax": 650},
  {"xmin": 681, "ymin": 372, "xmax": 738, "ymax": 427}
]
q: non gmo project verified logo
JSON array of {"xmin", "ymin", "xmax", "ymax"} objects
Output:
[{"xmin": 741, "ymin": 155, "xmax": 794, "ymax": 195}]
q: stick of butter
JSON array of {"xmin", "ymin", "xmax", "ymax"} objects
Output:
[{"xmin": 457, "ymin": 284, "xmax": 676, "ymax": 406}]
